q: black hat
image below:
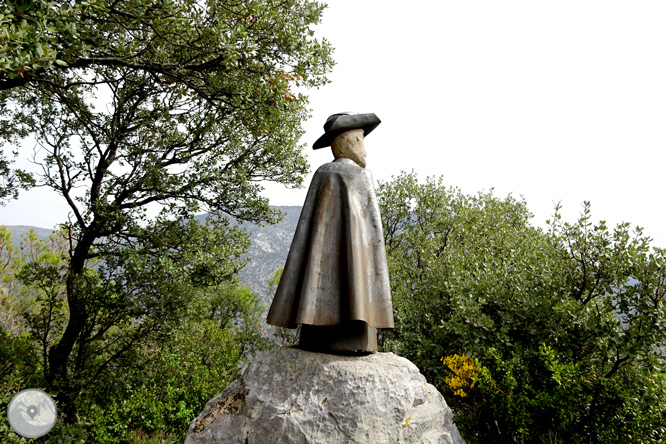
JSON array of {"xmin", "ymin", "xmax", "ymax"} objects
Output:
[{"xmin": 312, "ymin": 112, "xmax": 381, "ymax": 149}]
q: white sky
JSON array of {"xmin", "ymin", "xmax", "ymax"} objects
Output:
[{"xmin": 2, "ymin": 0, "xmax": 665, "ymax": 247}]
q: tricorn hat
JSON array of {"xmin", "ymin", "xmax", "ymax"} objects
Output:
[{"xmin": 313, "ymin": 112, "xmax": 381, "ymax": 149}]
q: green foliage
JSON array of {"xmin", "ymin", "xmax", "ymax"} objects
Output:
[
  {"xmin": 0, "ymin": 0, "xmax": 332, "ymax": 425},
  {"xmin": 0, "ymin": 0, "xmax": 332, "ymax": 87},
  {"xmin": 0, "ymin": 0, "xmax": 333, "ymax": 203},
  {"xmin": 0, "ymin": 227, "xmax": 54, "ymax": 442},
  {"xmin": 0, "ymin": 228, "xmax": 270, "ymax": 441},
  {"xmin": 1, "ymin": 226, "xmax": 69, "ymax": 339},
  {"xmin": 0, "ymin": 0, "xmax": 333, "ymax": 419},
  {"xmin": 378, "ymin": 171, "xmax": 666, "ymax": 444},
  {"xmin": 84, "ymin": 318, "xmax": 245, "ymax": 443},
  {"xmin": 0, "ymin": 327, "xmax": 43, "ymax": 443},
  {"xmin": 0, "ymin": 0, "xmax": 106, "ymax": 201},
  {"xmin": 206, "ymin": 280, "xmax": 269, "ymax": 354},
  {"xmin": 69, "ymin": 282, "xmax": 264, "ymax": 444},
  {"xmin": 0, "ymin": 1, "xmax": 103, "ymax": 79},
  {"xmin": 0, "ymin": 329, "xmax": 39, "ymax": 384}
]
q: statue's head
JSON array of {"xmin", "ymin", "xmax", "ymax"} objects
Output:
[
  {"xmin": 331, "ymin": 129, "xmax": 366, "ymax": 167},
  {"xmin": 312, "ymin": 112, "xmax": 381, "ymax": 168}
]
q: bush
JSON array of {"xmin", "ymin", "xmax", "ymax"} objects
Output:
[
  {"xmin": 84, "ymin": 319, "xmax": 243, "ymax": 443},
  {"xmin": 378, "ymin": 172, "xmax": 666, "ymax": 443}
]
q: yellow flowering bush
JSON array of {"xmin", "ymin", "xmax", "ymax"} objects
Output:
[{"xmin": 441, "ymin": 354, "xmax": 481, "ymax": 398}]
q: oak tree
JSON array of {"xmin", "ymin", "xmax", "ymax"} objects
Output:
[{"xmin": 0, "ymin": 0, "xmax": 333, "ymax": 418}]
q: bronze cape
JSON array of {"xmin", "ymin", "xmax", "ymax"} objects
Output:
[{"xmin": 267, "ymin": 158, "xmax": 394, "ymax": 329}]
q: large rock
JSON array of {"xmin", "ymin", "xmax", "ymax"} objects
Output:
[{"xmin": 185, "ymin": 347, "xmax": 466, "ymax": 444}]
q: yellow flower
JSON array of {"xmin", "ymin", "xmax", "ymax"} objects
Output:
[{"xmin": 441, "ymin": 354, "xmax": 480, "ymax": 398}]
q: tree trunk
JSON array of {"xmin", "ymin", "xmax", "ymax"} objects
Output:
[{"xmin": 45, "ymin": 233, "xmax": 95, "ymax": 422}]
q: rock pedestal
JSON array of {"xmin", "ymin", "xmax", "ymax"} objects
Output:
[{"xmin": 185, "ymin": 347, "xmax": 466, "ymax": 444}]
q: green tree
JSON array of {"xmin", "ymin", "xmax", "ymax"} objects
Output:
[
  {"xmin": 1, "ymin": 227, "xmax": 273, "ymax": 442},
  {"xmin": 378, "ymin": 171, "xmax": 666, "ymax": 444},
  {"xmin": 82, "ymin": 280, "xmax": 267, "ymax": 443},
  {"xmin": 0, "ymin": 227, "xmax": 70, "ymax": 442},
  {"xmin": 0, "ymin": 0, "xmax": 333, "ymax": 420}
]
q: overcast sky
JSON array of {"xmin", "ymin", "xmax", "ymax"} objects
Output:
[{"xmin": 2, "ymin": 1, "xmax": 665, "ymax": 247}]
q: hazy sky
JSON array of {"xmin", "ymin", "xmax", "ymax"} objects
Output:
[{"xmin": 2, "ymin": 1, "xmax": 665, "ymax": 247}]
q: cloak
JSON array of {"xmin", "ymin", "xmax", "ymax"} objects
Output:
[{"xmin": 267, "ymin": 158, "xmax": 394, "ymax": 329}]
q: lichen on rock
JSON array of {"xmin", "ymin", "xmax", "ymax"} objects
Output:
[{"xmin": 193, "ymin": 386, "xmax": 246, "ymax": 433}]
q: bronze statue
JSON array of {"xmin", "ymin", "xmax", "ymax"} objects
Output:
[{"xmin": 267, "ymin": 113, "xmax": 394, "ymax": 353}]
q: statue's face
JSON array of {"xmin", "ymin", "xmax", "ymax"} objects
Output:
[{"xmin": 331, "ymin": 129, "xmax": 366, "ymax": 168}]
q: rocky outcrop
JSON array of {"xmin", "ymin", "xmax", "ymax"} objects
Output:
[{"xmin": 186, "ymin": 347, "xmax": 466, "ymax": 444}]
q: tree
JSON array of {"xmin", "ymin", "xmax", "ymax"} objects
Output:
[
  {"xmin": 377, "ymin": 171, "xmax": 666, "ymax": 444},
  {"xmin": 0, "ymin": 227, "xmax": 271, "ymax": 442},
  {"xmin": 0, "ymin": 0, "xmax": 333, "ymax": 419}
]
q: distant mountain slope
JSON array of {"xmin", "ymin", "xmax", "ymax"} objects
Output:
[
  {"xmin": 3, "ymin": 225, "xmax": 56, "ymax": 247},
  {"xmin": 234, "ymin": 206, "xmax": 300, "ymax": 300},
  {"xmin": 3, "ymin": 207, "xmax": 302, "ymax": 301}
]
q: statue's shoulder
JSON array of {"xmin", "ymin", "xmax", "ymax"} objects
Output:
[
  {"xmin": 312, "ymin": 161, "xmax": 373, "ymax": 189},
  {"xmin": 315, "ymin": 159, "xmax": 363, "ymax": 174},
  {"xmin": 314, "ymin": 161, "xmax": 339, "ymax": 173}
]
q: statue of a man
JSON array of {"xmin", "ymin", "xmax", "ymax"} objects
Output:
[{"xmin": 267, "ymin": 112, "xmax": 394, "ymax": 353}]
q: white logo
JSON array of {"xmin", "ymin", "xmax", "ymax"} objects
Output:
[{"xmin": 7, "ymin": 389, "xmax": 58, "ymax": 438}]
